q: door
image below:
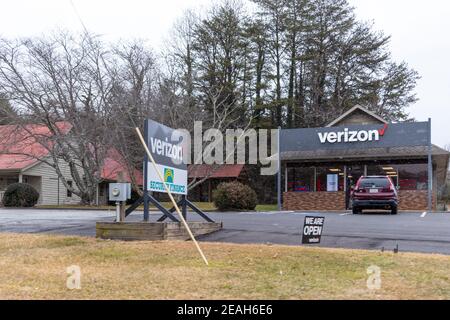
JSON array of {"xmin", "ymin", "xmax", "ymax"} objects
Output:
[{"xmin": 346, "ymin": 165, "xmax": 365, "ymax": 209}]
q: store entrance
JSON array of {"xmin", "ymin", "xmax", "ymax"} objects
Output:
[{"xmin": 345, "ymin": 165, "xmax": 365, "ymax": 209}]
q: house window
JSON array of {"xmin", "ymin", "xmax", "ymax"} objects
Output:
[
  {"xmin": 6, "ymin": 177, "xmax": 19, "ymax": 185},
  {"xmin": 67, "ymin": 181, "xmax": 73, "ymax": 197}
]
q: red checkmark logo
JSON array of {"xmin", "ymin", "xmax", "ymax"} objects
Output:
[{"xmin": 378, "ymin": 124, "xmax": 388, "ymax": 136}]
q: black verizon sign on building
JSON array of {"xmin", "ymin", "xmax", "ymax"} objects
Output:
[
  {"xmin": 302, "ymin": 216, "xmax": 325, "ymax": 244},
  {"xmin": 280, "ymin": 122, "xmax": 429, "ymax": 153}
]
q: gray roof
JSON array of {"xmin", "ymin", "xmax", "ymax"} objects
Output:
[
  {"xmin": 326, "ymin": 105, "xmax": 388, "ymax": 127},
  {"xmin": 278, "ymin": 145, "xmax": 449, "ymax": 162}
]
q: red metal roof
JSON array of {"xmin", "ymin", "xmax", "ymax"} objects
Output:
[
  {"xmin": 0, "ymin": 122, "xmax": 72, "ymax": 170},
  {"xmin": 0, "ymin": 122, "xmax": 143, "ymax": 185},
  {"xmin": 188, "ymin": 164, "xmax": 244, "ymax": 179},
  {"xmin": 101, "ymin": 149, "xmax": 143, "ymax": 185}
]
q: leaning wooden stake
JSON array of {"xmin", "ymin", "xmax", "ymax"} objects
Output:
[{"xmin": 135, "ymin": 127, "xmax": 209, "ymax": 266}]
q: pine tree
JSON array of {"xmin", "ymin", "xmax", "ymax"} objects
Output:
[{"xmin": 0, "ymin": 96, "xmax": 17, "ymax": 125}]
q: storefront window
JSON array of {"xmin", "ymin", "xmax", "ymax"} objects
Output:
[
  {"xmin": 367, "ymin": 164, "xmax": 398, "ymax": 186},
  {"xmin": 367, "ymin": 163, "xmax": 427, "ymax": 190},
  {"xmin": 347, "ymin": 165, "xmax": 365, "ymax": 190},
  {"xmin": 397, "ymin": 163, "xmax": 428, "ymax": 190},
  {"xmin": 288, "ymin": 162, "xmax": 428, "ymax": 193},
  {"xmin": 287, "ymin": 167, "xmax": 315, "ymax": 192},
  {"xmin": 316, "ymin": 166, "xmax": 344, "ymax": 192}
]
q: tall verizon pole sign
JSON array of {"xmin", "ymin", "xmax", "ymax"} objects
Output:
[{"xmin": 302, "ymin": 216, "xmax": 325, "ymax": 244}]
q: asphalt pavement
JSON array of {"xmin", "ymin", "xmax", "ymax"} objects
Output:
[{"xmin": 1, "ymin": 208, "xmax": 449, "ymax": 255}]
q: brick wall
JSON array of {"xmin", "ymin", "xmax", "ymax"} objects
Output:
[
  {"xmin": 398, "ymin": 190, "xmax": 436, "ymax": 211},
  {"xmin": 283, "ymin": 190, "xmax": 437, "ymax": 211},
  {"xmin": 283, "ymin": 192, "xmax": 346, "ymax": 211}
]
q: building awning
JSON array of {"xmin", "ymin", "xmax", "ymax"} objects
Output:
[
  {"xmin": 188, "ymin": 164, "xmax": 244, "ymax": 179},
  {"xmin": 278, "ymin": 145, "xmax": 449, "ymax": 162}
]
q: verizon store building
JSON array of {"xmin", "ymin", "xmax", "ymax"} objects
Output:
[{"xmin": 281, "ymin": 105, "xmax": 449, "ymax": 211}]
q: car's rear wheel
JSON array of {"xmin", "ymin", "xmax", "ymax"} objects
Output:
[
  {"xmin": 352, "ymin": 207, "xmax": 361, "ymax": 215},
  {"xmin": 391, "ymin": 206, "xmax": 398, "ymax": 215}
]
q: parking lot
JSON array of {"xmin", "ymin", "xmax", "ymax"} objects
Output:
[{"xmin": 1, "ymin": 208, "xmax": 450, "ymax": 255}]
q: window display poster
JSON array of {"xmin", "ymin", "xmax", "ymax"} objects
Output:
[{"xmin": 327, "ymin": 174, "xmax": 338, "ymax": 192}]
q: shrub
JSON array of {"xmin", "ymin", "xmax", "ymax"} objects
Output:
[
  {"xmin": 213, "ymin": 181, "xmax": 258, "ymax": 211},
  {"xmin": 2, "ymin": 183, "xmax": 39, "ymax": 207}
]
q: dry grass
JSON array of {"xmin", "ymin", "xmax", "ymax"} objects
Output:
[{"xmin": 0, "ymin": 233, "xmax": 450, "ymax": 299}]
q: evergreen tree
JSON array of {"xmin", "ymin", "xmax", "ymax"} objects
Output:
[{"xmin": 0, "ymin": 96, "xmax": 17, "ymax": 125}]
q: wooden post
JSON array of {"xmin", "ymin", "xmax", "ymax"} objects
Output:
[{"xmin": 135, "ymin": 127, "xmax": 209, "ymax": 266}]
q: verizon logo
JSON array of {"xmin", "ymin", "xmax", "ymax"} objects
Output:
[
  {"xmin": 149, "ymin": 137, "xmax": 183, "ymax": 162},
  {"xmin": 318, "ymin": 124, "xmax": 388, "ymax": 144}
]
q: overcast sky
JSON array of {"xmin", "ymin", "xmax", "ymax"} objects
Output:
[{"xmin": 0, "ymin": 0, "xmax": 449, "ymax": 147}]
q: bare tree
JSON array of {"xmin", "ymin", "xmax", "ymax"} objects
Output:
[
  {"xmin": 0, "ymin": 32, "xmax": 114, "ymax": 204},
  {"xmin": 107, "ymin": 40, "xmax": 160, "ymax": 195}
]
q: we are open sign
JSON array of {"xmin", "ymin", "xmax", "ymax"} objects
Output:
[{"xmin": 302, "ymin": 216, "xmax": 325, "ymax": 244}]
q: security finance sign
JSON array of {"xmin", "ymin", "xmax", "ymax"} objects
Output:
[
  {"xmin": 145, "ymin": 119, "xmax": 188, "ymax": 195},
  {"xmin": 302, "ymin": 216, "xmax": 325, "ymax": 244}
]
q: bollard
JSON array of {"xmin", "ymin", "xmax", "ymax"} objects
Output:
[{"xmin": 116, "ymin": 201, "xmax": 121, "ymax": 222}]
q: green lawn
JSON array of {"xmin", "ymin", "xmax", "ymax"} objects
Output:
[
  {"xmin": 255, "ymin": 204, "xmax": 279, "ymax": 211},
  {"xmin": 1, "ymin": 233, "xmax": 450, "ymax": 299}
]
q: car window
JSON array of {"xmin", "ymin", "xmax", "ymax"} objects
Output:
[{"xmin": 359, "ymin": 178, "xmax": 390, "ymax": 188}]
